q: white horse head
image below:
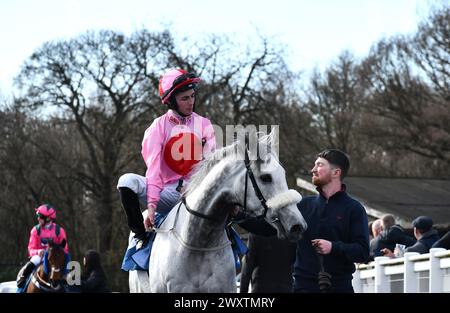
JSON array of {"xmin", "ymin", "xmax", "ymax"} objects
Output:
[
  {"xmin": 230, "ymin": 128, "xmax": 307, "ymax": 241},
  {"xmin": 146, "ymin": 129, "xmax": 307, "ymax": 292}
]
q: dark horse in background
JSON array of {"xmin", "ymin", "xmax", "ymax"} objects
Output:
[{"xmin": 26, "ymin": 239, "xmax": 69, "ymax": 293}]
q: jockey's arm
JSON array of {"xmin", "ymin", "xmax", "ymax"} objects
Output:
[
  {"xmin": 27, "ymin": 227, "xmax": 42, "ymax": 257},
  {"xmin": 58, "ymin": 227, "xmax": 69, "ymax": 254}
]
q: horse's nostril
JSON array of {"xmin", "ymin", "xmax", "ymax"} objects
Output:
[{"xmin": 290, "ymin": 224, "xmax": 301, "ymax": 234}]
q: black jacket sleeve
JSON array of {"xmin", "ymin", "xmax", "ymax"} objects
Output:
[
  {"xmin": 80, "ymin": 271, "xmax": 107, "ymax": 293},
  {"xmin": 330, "ymin": 203, "xmax": 370, "ymax": 263}
]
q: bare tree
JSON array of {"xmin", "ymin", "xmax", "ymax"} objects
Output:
[
  {"xmin": 302, "ymin": 51, "xmax": 366, "ymax": 154},
  {"xmin": 0, "ymin": 103, "xmax": 87, "ymax": 263},
  {"xmin": 404, "ymin": 6, "xmax": 450, "ymax": 100},
  {"xmin": 360, "ymin": 7, "xmax": 450, "ymax": 166},
  {"xmin": 15, "ymin": 30, "xmax": 171, "ymax": 252}
]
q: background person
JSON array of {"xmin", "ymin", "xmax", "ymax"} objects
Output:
[{"xmin": 17, "ymin": 204, "xmax": 69, "ymax": 288}]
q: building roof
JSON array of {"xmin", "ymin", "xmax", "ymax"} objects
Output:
[{"xmin": 296, "ymin": 176, "xmax": 450, "ymax": 228}]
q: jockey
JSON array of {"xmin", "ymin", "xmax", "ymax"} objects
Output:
[
  {"xmin": 16, "ymin": 204, "xmax": 69, "ymax": 288},
  {"xmin": 117, "ymin": 68, "xmax": 216, "ymax": 249}
]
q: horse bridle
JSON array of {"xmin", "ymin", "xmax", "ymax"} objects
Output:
[
  {"xmin": 184, "ymin": 137, "xmax": 270, "ymax": 222},
  {"xmin": 242, "ymin": 138, "xmax": 270, "ymax": 220},
  {"xmin": 183, "ymin": 197, "xmax": 221, "ymax": 223},
  {"xmin": 30, "ymin": 265, "xmax": 64, "ymax": 293}
]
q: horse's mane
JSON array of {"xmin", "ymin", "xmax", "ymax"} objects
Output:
[
  {"xmin": 184, "ymin": 131, "xmax": 277, "ymax": 196},
  {"xmin": 184, "ymin": 142, "xmax": 239, "ymax": 196}
]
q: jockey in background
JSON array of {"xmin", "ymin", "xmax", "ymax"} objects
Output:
[
  {"xmin": 117, "ymin": 68, "xmax": 216, "ymax": 249},
  {"xmin": 16, "ymin": 204, "xmax": 69, "ymax": 288}
]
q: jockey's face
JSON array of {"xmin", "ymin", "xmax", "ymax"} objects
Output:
[
  {"xmin": 37, "ymin": 214, "xmax": 51, "ymax": 226},
  {"xmin": 37, "ymin": 215, "xmax": 46, "ymax": 226},
  {"xmin": 174, "ymin": 89, "xmax": 195, "ymax": 116}
]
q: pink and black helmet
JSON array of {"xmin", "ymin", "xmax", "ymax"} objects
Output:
[
  {"xmin": 158, "ymin": 69, "xmax": 201, "ymax": 105},
  {"xmin": 35, "ymin": 204, "xmax": 56, "ymax": 220}
]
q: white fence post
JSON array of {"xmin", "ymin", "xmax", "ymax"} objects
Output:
[
  {"xmin": 404, "ymin": 252, "xmax": 419, "ymax": 292},
  {"xmin": 429, "ymin": 248, "xmax": 445, "ymax": 293},
  {"xmin": 353, "ymin": 266, "xmax": 362, "ymax": 293},
  {"xmin": 375, "ymin": 256, "xmax": 389, "ymax": 293}
]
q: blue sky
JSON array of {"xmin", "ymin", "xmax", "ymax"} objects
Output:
[{"xmin": 0, "ymin": 0, "xmax": 444, "ymax": 97}]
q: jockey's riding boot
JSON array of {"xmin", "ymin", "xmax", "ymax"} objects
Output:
[
  {"xmin": 16, "ymin": 261, "xmax": 35, "ymax": 288},
  {"xmin": 119, "ymin": 187, "xmax": 146, "ymax": 236}
]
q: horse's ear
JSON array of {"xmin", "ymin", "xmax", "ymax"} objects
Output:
[
  {"xmin": 60, "ymin": 239, "xmax": 66, "ymax": 249},
  {"xmin": 269, "ymin": 126, "xmax": 279, "ymax": 153},
  {"xmin": 256, "ymin": 126, "xmax": 279, "ymax": 163}
]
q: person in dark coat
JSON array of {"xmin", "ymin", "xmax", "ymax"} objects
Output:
[
  {"xmin": 80, "ymin": 250, "xmax": 110, "ymax": 293},
  {"xmin": 240, "ymin": 234, "xmax": 297, "ymax": 293},
  {"xmin": 293, "ymin": 149, "xmax": 370, "ymax": 293},
  {"xmin": 405, "ymin": 216, "xmax": 439, "ymax": 254},
  {"xmin": 373, "ymin": 214, "xmax": 416, "ymax": 258},
  {"xmin": 432, "ymin": 230, "xmax": 450, "ymax": 250},
  {"xmin": 368, "ymin": 219, "xmax": 382, "ymax": 261}
]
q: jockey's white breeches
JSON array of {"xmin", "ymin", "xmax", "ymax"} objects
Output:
[
  {"xmin": 117, "ymin": 173, "xmax": 182, "ymax": 215},
  {"xmin": 30, "ymin": 255, "xmax": 42, "ymax": 266}
]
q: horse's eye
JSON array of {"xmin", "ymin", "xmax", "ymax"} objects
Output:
[{"xmin": 260, "ymin": 174, "xmax": 272, "ymax": 183}]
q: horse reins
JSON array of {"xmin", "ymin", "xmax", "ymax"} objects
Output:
[
  {"xmin": 313, "ymin": 205, "xmax": 332, "ymax": 292},
  {"xmin": 243, "ymin": 135, "xmax": 270, "ymax": 220},
  {"xmin": 30, "ymin": 269, "xmax": 64, "ymax": 292},
  {"xmin": 316, "ymin": 252, "xmax": 332, "ymax": 292},
  {"xmin": 182, "ymin": 197, "xmax": 222, "ymax": 223},
  {"xmin": 156, "ymin": 200, "xmax": 231, "ymax": 252}
]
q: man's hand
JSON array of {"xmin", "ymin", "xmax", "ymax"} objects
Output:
[
  {"xmin": 144, "ymin": 204, "xmax": 156, "ymax": 230},
  {"xmin": 311, "ymin": 239, "xmax": 332, "ymax": 255},
  {"xmin": 380, "ymin": 248, "xmax": 395, "ymax": 258}
]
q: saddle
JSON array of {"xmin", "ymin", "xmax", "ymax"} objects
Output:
[
  {"xmin": 130, "ymin": 231, "xmax": 156, "ymax": 270},
  {"xmin": 121, "ymin": 206, "xmax": 249, "ymax": 272}
]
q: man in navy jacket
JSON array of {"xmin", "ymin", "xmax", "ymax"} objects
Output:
[{"xmin": 293, "ymin": 149, "xmax": 369, "ymax": 293}]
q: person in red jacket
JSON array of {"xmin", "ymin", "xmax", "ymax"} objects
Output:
[{"xmin": 16, "ymin": 204, "xmax": 69, "ymax": 288}]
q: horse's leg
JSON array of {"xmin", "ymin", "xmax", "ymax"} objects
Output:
[
  {"xmin": 129, "ymin": 270, "xmax": 150, "ymax": 293},
  {"xmin": 136, "ymin": 270, "xmax": 150, "ymax": 292},
  {"xmin": 129, "ymin": 270, "xmax": 139, "ymax": 293}
]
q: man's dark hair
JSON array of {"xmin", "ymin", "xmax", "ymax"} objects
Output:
[
  {"xmin": 317, "ymin": 149, "xmax": 350, "ymax": 179},
  {"xmin": 84, "ymin": 249, "xmax": 106, "ymax": 277},
  {"xmin": 412, "ymin": 216, "xmax": 433, "ymax": 233}
]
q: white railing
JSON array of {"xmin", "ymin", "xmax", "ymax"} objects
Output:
[{"xmin": 352, "ymin": 248, "xmax": 450, "ymax": 293}]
